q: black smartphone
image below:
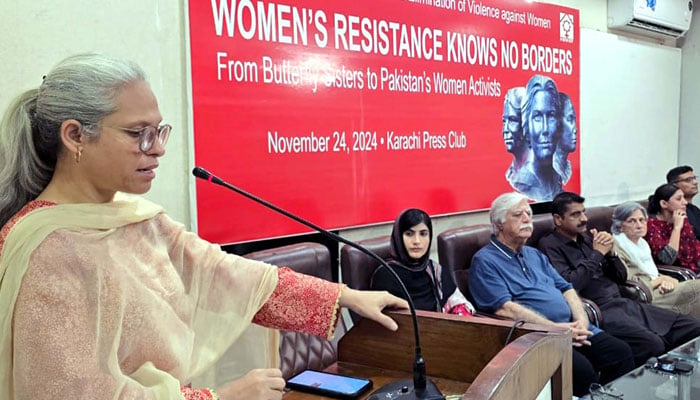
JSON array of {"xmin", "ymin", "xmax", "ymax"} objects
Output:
[
  {"xmin": 652, "ymin": 356, "xmax": 695, "ymax": 374},
  {"xmin": 286, "ymin": 369, "xmax": 373, "ymax": 399},
  {"xmin": 656, "ymin": 356, "xmax": 677, "ymax": 372},
  {"xmin": 675, "ymin": 360, "xmax": 694, "ymax": 374}
]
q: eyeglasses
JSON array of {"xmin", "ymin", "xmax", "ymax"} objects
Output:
[
  {"xmin": 674, "ymin": 175, "xmax": 698, "ymax": 184},
  {"xmin": 105, "ymin": 124, "xmax": 172, "ymax": 153},
  {"xmin": 623, "ymin": 217, "xmax": 647, "ymax": 226}
]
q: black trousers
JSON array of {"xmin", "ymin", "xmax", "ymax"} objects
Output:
[
  {"xmin": 571, "ymin": 331, "xmax": 635, "ymax": 397},
  {"xmin": 604, "ymin": 309, "xmax": 700, "ymax": 366}
]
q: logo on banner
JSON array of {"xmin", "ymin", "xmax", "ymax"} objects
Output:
[{"xmin": 560, "ymin": 13, "xmax": 574, "ymax": 43}]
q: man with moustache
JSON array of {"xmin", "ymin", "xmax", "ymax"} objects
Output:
[
  {"xmin": 539, "ymin": 191, "xmax": 700, "ymax": 367},
  {"xmin": 667, "ymin": 166, "xmax": 700, "ymax": 240},
  {"xmin": 501, "ymin": 87, "xmax": 530, "ymax": 188},
  {"xmin": 469, "ymin": 192, "xmax": 634, "ymax": 397},
  {"xmin": 511, "ymin": 75, "xmax": 563, "ymax": 201}
]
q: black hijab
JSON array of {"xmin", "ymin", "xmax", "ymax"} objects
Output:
[
  {"xmin": 370, "ymin": 208, "xmax": 454, "ymax": 312},
  {"xmin": 389, "ymin": 208, "xmax": 433, "ymax": 271}
]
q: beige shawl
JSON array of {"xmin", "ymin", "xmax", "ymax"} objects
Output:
[
  {"xmin": 0, "ymin": 195, "xmax": 279, "ymax": 399},
  {"xmin": 613, "ymin": 232, "xmax": 659, "ymax": 279}
]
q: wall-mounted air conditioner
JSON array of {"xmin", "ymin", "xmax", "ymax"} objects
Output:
[{"xmin": 608, "ymin": 0, "xmax": 693, "ymax": 39}]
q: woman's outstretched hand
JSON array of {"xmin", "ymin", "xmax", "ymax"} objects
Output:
[
  {"xmin": 338, "ymin": 286, "xmax": 409, "ymax": 331},
  {"xmin": 217, "ymin": 368, "xmax": 285, "ymax": 400}
]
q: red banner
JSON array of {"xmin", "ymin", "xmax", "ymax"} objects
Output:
[{"xmin": 188, "ymin": 0, "xmax": 580, "ymax": 244}]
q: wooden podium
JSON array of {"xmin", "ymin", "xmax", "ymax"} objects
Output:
[{"xmin": 284, "ymin": 310, "xmax": 572, "ymax": 400}]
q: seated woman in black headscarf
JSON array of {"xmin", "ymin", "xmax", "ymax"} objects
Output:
[{"xmin": 370, "ymin": 208, "xmax": 475, "ymax": 315}]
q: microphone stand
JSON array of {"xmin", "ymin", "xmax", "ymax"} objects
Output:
[{"xmin": 193, "ymin": 166, "xmax": 444, "ymax": 400}]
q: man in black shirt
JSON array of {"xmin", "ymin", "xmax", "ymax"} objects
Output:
[
  {"xmin": 539, "ymin": 191, "xmax": 700, "ymax": 366},
  {"xmin": 667, "ymin": 166, "xmax": 700, "ymax": 240}
]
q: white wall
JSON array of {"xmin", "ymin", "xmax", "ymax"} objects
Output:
[
  {"xmin": 0, "ymin": 0, "xmax": 690, "ymax": 255},
  {"xmin": 680, "ymin": 5, "xmax": 700, "ymax": 181},
  {"xmin": 580, "ymin": 29, "xmax": 681, "ymax": 205}
]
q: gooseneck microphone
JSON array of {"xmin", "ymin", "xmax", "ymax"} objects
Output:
[{"xmin": 192, "ymin": 166, "xmax": 444, "ymax": 400}]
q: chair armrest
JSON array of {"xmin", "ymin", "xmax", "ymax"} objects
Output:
[
  {"xmin": 580, "ymin": 298, "xmax": 602, "ymax": 327},
  {"xmin": 657, "ymin": 264, "xmax": 697, "ymax": 281},
  {"xmin": 619, "ymin": 280, "xmax": 652, "ymax": 303}
]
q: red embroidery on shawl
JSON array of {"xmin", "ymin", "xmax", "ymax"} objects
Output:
[
  {"xmin": 0, "ymin": 200, "xmax": 56, "ymax": 256},
  {"xmin": 181, "ymin": 386, "xmax": 216, "ymax": 400},
  {"xmin": 645, "ymin": 217, "xmax": 700, "ymax": 273},
  {"xmin": 253, "ymin": 267, "xmax": 341, "ymax": 339}
]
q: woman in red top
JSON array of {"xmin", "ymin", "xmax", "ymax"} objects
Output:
[{"xmin": 645, "ymin": 183, "xmax": 700, "ymax": 274}]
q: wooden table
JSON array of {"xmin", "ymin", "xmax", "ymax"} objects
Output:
[{"xmin": 284, "ymin": 310, "xmax": 572, "ymax": 400}]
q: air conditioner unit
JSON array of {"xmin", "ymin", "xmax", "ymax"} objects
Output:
[{"xmin": 608, "ymin": 0, "xmax": 693, "ymax": 39}]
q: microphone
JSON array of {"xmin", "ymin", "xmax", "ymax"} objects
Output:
[{"xmin": 192, "ymin": 166, "xmax": 444, "ymax": 400}]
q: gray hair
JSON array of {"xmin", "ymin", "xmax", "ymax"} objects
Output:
[
  {"xmin": 490, "ymin": 192, "xmax": 530, "ymax": 234},
  {"xmin": 611, "ymin": 201, "xmax": 648, "ymax": 234},
  {"xmin": 0, "ymin": 53, "xmax": 145, "ymax": 227}
]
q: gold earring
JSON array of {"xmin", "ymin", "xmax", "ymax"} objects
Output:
[{"xmin": 74, "ymin": 147, "xmax": 83, "ymax": 164}]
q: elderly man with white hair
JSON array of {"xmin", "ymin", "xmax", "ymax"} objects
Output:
[{"xmin": 469, "ymin": 192, "xmax": 634, "ymax": 397}]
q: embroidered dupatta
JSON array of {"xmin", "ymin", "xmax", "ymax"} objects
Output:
[{"xmin": 0, "ymin": 195, "xmax": 279, "ymax": 399}]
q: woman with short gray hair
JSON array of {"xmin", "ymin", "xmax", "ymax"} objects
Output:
[{"xmin": 612, "ymin": 201, "xmax": 700, "ymax": 318}]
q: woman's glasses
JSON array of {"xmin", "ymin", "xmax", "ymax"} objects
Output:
[{"xmin": 105, "ymin": 124, "xmax": 172, "ymax": 153}]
